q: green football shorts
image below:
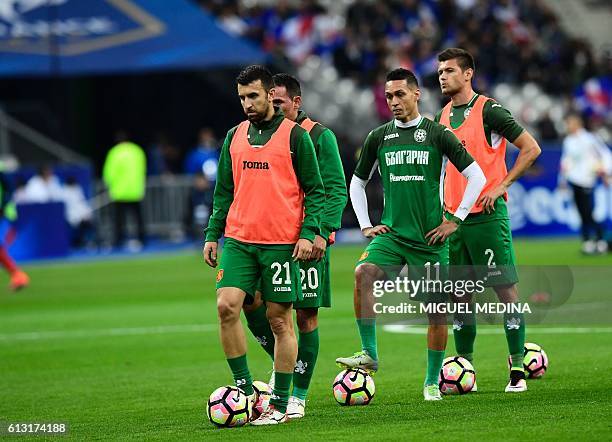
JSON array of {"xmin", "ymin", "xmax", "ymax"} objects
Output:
[
  {"xmin": 445, "ymin": 212, "xmax": 519, "ymax": 287},
  {"xmin": 216, "ymin": 238, "xmax": 302, "ymax": 303},
  {"xmin": 294, "ymin": 246, "xmax": 331, "ymax": 309},
  {"xmin": 357, "ymin": 233, "xmax": 449, "ymax": 268},
  {"xmin": 356, "ymin": 233, "xmax": 449, "ymax": 302}
]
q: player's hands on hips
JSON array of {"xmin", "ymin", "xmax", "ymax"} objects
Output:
[
  {"xmin": 203, "ymin": 241, "xmax": 218, "ymax": 267},
  {"xmin": 293, "ymin": 238, "xmax": 313, "ymax": 261},
  {"xmin": 310, "ymin": 235, "xmax": 327, "ymax": 261},
  {"xmin": 477, "ymin": 183, "xmax": 508, "ymax": 213},
  {"xmin": 362, "ymin": 225, "xmax": 390, "ymax": 238},
  {"xmin": 426, "ymin": 219, "xmax": 459, "ymax": 245}
]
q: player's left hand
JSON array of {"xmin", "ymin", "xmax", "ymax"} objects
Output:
[
  {"xmin": 293, "ymin": 238, "xmax": 313, "ymax": 261},
  {"xmin": 477, "ymin": 183, "xmax": 508, "ymax": 213},
  {"xmin": 426, "ymin": 219, "xmax": 459, "ymax": 245},
  {"xmin": 310, "ymin": 235, "xmax": 327, "ymax": 261}
]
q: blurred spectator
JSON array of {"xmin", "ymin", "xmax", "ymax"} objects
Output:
[
  {"xmin": 0, "ymin": 172, "xmax": 29, "ymax": 290},
  {"xmin": 372, "ymin": 70, "xmax": 393, "ymax": 121},
  {"xmin": 147, "ymin": 133, "xmax": 182, "ymax": 176},
  {"xmin": 183, "ymin": 128, "xmax": 220, "ymax": 179},
  {"xmin": 146, "ymin": 133, "xmax": 167, "ymax": 176},
  {"xmin": 559, "ymin": 113, "xmax": 612, "ymax": 254},
  {"xmin": 574, "ymin": 76, "xmax": 612, "ymax": 123},
  {"xmin": 216, "ymin": 2, "xmax": 249, "ymax": 37},
  {"xmin": 184, "ymin": 173, "xmax": 214, "ymax": 239},
  {"xmin": 63, "ymin": 176, "xmax": 95, "ymax": 249},
  {"xmin": 21, "ymin": 165, "xmax": 63, "ymax": 203},
  {"xmin": 103, "ymin": 131, "xmax": 147, "ymax": 250},
  {"xmin": 536, "ymin": 111, "xmax": 559, "ymax": 142},
  {"xmin": 160, "ymin": 140, "xmax": 183, "ymax": 175},
  {"xmin": 12, "ymin": 178, "xmax": 27, "ymax": 204}
]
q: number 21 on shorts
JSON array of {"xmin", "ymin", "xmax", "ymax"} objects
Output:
[{"xmin": 271, "ymin": 261, "xmax": 291, "ymax": 284}]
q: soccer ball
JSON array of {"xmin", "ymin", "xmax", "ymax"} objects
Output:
[
  {"xmin": 439, "ymin": 356, "xmax": 476, "ymax": 395},
  {"xmin": 206, "ymin": 386, "xmax": 250, "ymax": 427},
  {"xmin": 252, "ymin": 380, "xmax": 271, "ymax": 419},
  {"xmin": 509, "ymin": 342, "xmax": 548, "ymax": 378},
  {"xmin": 332, "ymin": 368, "xmax": 375, "ymax": 405}
]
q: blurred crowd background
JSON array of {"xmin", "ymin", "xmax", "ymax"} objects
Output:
[{"xmin": 0, "ymin": 0, "xmax": 610, "ymax": 260}]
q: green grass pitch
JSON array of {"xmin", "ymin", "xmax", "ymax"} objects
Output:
[{"xmin": 1, "ymin": 239, "xmax": 611, "ymax": 441}]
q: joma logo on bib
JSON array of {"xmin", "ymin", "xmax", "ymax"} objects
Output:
[
  {"xmin": 385, "ymin": 150, "xmax": 429, "ymax": 166},
  {"xmin": 242, "ymin": 160, "xmax": 270, "ymax": 170}
]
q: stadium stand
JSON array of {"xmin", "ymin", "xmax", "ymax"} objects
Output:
[{"xmin": 196, "ymin": 0, "xmax": 611, "ymax": 144}]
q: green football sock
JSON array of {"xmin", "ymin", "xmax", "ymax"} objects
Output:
[
  {"xmin": 453, "ymin": 311, "xmax": 476, "ymax": 362},
  {"xmin": 292, "ymin": 328, "xmax": 319, "ymax": 401},
  {"xmin": 270, "ymin": 371, "xmax": 292, "ymax": 413},
  {"xmin": 356, "ymin": 318, "xmax": 378, "ymax": 360},
  {"xmin": 227, "ymin": 354, "xmax": 253, "ymax": 396},
  {"xmin": 244, "ymin": 303, "xmax": 275, "ymax": 360},
  {"xmin": 504, "ymin": 311, "xmax": 526, "ymax": 369},
  {"xmin": 425, "ymin": 349, "xmax": 445, "ymax": 386}
]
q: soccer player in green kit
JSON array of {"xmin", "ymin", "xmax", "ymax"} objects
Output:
[
  {"xmin": 336, "ymin": 68, "xmax": 486, "ymax": 400},
  {"xmin": 203, "ymin": 65, "xmax": 325, "ymax": 425},
  {"xmin": 242, "ymin": 73, "xmax": 347, "ymax": 419},
  {"xmin": 436, "ymin": 48, "xmax": 541, "ymax": 393}
]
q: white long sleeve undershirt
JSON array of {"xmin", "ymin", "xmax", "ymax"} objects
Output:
[
  {"xmin": 350, "ymin": 175, "xmax": 372, "ymax": 230},
  {"xmin": 454, "ymin": 161, "xmax": 487, "ymax": 220}
]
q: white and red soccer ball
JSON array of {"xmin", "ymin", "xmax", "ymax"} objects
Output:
[
  {"xmin": 206, "ymin": 386, "xmax": 250, "ymax": 427},
  {"xmin": 439, "ymin": 356, "xmax": 476, "ymax": 395},
  {"xmin": 251, "ymin": 380, "xmax": 271, "ymax": 419},
  {"xmin": 333, "ymin": 368, "xmax": 375, "ymax": 405},
  {"xmin": 509, "ymin": 342, "xmax": 548, "ymax": 378}
]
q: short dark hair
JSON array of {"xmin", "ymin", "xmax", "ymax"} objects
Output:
[
  {"xmin": 236, "ymin": 65, "xmax": 274, "ymax": 91},
  {"xmin": 565, "ymin": 111, "xmax": 583, "ymax": 122},
  {"xmin": 437, "ymin": 48, "xmax": 475, "ymax": 72},
  {"xmin": 272, "ymin": 73, "xmax": 302, "ymax": 98},
  {"xmin": 385, "ymin": 68, "xmax": 419, "ymax": 88}
]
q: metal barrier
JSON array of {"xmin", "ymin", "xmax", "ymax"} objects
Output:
[{"xmin": 94, "ymin": 174, "xmax": 196, "ymax": 243}]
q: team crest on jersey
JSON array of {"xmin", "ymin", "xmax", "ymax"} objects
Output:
[
  {"xmin": 414, "ymin": 128, "xmax": 427, "ymax": 143},
  {"xmin": 463, "ymin": 107, "xmax": 471, "ymax": 118},
  {"xmin": 216, "ymin": 269, "xmax": 224, "ymax": 282},
  {"xmin": 359, "ymin": 251, "xmax": 369, "ymax": 261}
]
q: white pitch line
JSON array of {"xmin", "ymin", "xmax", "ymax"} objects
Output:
[
  {"xmin": 0, "ymin": 324, "xmax": 218, "ymax": 342},
  {"xmin": 383, "ymin": 324, "xmax": 612, "ymax": 335},
  {"xmin": 2, "ymin": 323, "xmax": 610, "ymax": 343}
]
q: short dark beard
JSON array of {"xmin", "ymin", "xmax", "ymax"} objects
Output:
[
  {"xmin": 246, "ymin": 103, "xmax": 271, "ymax": 123},
  {"xmin": 246, "ymin": 113, "xmax": 263, "ymax": 123}
]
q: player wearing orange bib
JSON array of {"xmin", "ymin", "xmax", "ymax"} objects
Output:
[
  {"xmin": 241, "ymin": 73, "xmax": 347, "ymax": 419},
  {"xmin": 203, "ymin": 65, "xmax": 325, "ymax": 425},
  {"xmin": 436, "ymin": 48, "xmax": 542, "ymax": 393}
]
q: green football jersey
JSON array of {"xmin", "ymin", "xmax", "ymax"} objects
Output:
[{"xmin": 354, "ymin": 116, "xmax": 474, "ymax": 250}]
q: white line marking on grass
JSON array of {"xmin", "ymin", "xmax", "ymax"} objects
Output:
[
  {"xmin": 0, "ymin": 324, "xmax": 218, "ymax": 342},
  {"xmin": 383, "ymin": 325, "xmax": 612, "ymax": 335}
]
